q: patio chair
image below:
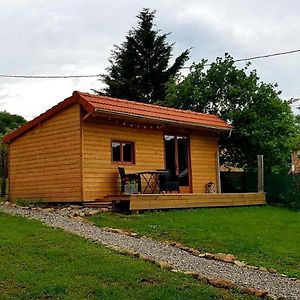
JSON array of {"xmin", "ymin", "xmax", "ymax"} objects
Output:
[
  {"xmin": 118, "ymin": 167, "xmax": 141, "ymax": 194},
  {"xmin": 158, "ymin": 169, "xmax": 180, "ymax": 193}
]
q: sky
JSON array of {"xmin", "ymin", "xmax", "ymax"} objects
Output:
[{"xmin": 0, "ymin": 0, "xmax": 300, "ymax": 120}]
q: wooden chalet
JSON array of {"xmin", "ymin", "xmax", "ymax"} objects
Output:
[{"xmin": 3, "ymin": 91, "xmax": 265, "ymax": 210}]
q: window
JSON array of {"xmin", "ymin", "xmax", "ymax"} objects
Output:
[
  {"xmin": 164, "ymin": 135, "xmax": 189, "ymax": 186},
  {"xmin": 112, "ymin": 141, "xmax": 135, "ymax": 163}
]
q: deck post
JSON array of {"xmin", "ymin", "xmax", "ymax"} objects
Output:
[
  {"xmin": 216, "ymin": 150, "xmax": 221, "ymax": 193},
  {"xmin": 257, "ymin": 155, "xmax": 264, "ymax": 192}
]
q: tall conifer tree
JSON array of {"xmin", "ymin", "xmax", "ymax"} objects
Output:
[{"xmin": 95, "ymin": 8, "xmax": 190, "ymax": 103}]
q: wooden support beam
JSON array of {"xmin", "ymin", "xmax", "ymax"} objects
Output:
[
  {"xmin": 216, "ymin": 150, "xmax": 221, "ymax": 193},
  {"xmin": 257, "ymin": 155, "xmax": 264, "ymax": 192}
]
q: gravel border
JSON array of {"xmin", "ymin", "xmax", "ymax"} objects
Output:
[{"xmin": 0, "ymin": 204, "xmax": 299, "ymax": 300}]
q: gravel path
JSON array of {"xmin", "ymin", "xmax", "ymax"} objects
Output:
[{"xmin": 1, "ymin": 204, "xmax": 299, "ymax": 300}]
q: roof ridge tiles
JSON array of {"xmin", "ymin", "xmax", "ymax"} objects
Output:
[
  {"xmin": 75, "ymin": 91, "xmax": 232, "ymax": 129},
  {"xmin": 3, "ymin": 91, "xmax": 232, "ymax": 144},
  {"xmin": 75, "ymin": 91, "xmax": 219, "ymax": 119}
]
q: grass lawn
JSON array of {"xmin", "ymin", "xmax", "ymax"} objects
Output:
[
  {"xmin": 89, "ymin": 205, "xmax": 300, "ymax": 278},
  {"xmin": 0, "ymin": 212, "xmax": 257, "ymax": 300}
]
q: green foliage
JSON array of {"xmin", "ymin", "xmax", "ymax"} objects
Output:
[
  {"xmin": 0, "ymin": 111, "xmax": 25, "ymax": 197},
  {"xmin": 15, "ymin": 199, "xmax": 45, "ymax": 207},
  {"xmin": 285, "ymin": 176, "xmax": 300, "ymax": 210},
  {"xmin": 96, "ymin": 8, "xmax": 190, "ymax": 103},
  {"xmin": 0, "ymin": 213, "xmax": 254, "ymax": 300},
  {"xmin": 164, "ymin": 54, "xmax": 299, "ymax": 173},
  {"xmin": 90, "ymin": 206, "xmax": 300, "ymax": 278},
  {"xmin": 0, "ymin": 111, "xmax": 26, "ymax": 137}
]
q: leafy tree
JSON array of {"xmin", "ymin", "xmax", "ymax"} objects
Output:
[
  {"xmin": 95, "ymin": 8, "xmax": 190, "ymax": 103},
  {"xmin": 0, "ymin": 111, "xmax": 26, "ymax": 197},
  {"xmin": 0, "ymin": 111, "xmax": 26, "ymax": 136},
  {"xmin": 164, "ymin": 54, "xmax": 299, "ymax": 173}
]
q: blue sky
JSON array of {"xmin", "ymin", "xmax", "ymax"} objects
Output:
[{"xmin": 0, "ymin": 0, "xmax": 299, "ymax": 119}]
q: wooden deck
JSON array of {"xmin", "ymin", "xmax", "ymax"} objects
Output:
[{"xmin": 107, "ymin": 192, "xmax": 266, "ymax": 211}]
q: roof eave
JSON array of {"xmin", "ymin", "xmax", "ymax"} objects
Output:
[{"xmin": 93, "ymin": 108, "xmax": 233, "ymax": 131}]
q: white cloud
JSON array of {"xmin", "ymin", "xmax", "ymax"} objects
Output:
[{"xmin": 0, "ymin": 0, "xmax": 299, "ymax": 119}]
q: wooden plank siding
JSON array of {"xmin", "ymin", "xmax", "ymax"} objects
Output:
[
  {"xmin": 8, "ymin": 105, "xmax": 221, "ymax": 202},
  {"xmin": 82, "ymin": 120, "xmax": 220, "ymax": 201},
  {"xmin": 190, "ymin": 132, "xmax": 219, "ymax": 193},
  {"xmin": 8, "ymin": 104, "xmax": 82, "ymax": 202},
  {"xmin": 82, "ymin": 121, "xmax": 165, "ymax": 201},
  {"xmin": 107, "ymin": 193, "xmax": 266, "ymax": 211}
]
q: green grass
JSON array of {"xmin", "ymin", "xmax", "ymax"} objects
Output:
[
  {"xmin": 0, "ymin": 212, "xmax": 256, "ymax": 300},
  {"xmin": 89, "ymin": 205, "xmax": 300, "ymax": 278}
]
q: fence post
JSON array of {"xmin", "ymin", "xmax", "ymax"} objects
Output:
[
  {"xmin": 257, "ymin": 155, "xmax": 264, "ymax": 192},
  {"xmin": 216, "ymin": 150, "xmax": 221, "ymax": 193}
]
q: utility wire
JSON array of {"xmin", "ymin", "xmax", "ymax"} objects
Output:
[
  {"xmin": 182, "ymin": 49, "xmax": 300, "ymax": 69},
  {"xmin": 0, "ymin": 49, "xmax": 300, "ymax": 79},
  {"xmin": 232, "ymin": 49, "xmax": 300, "ymax": 63},
  {"xmin": 0, "ymin": 74, "xmax": 101, "ymax": 79}
]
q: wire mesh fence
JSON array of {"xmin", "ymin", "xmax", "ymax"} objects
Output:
[{"xmin": 221, "ymin": 172, "xmax": 300, "ymax": 210}]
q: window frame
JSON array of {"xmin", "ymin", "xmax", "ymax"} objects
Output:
[
  {"xmin": 163, "ymin": 133, "xmax": 191, "ymax": 188},
  {"xmin": 111, "ymin": 140, "xmax": 135, "ymax": 164}
]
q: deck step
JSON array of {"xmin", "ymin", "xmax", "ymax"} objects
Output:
[{"xmin": 82, "ymin": 201, "xmax": 112, "ymax": 209}]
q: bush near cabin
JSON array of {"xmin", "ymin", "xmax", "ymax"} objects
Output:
[
  {"xmin": 285, "ymin": 175, "xmax": 300, "ymax": 210},
  {"xmin": 0, "ymin": 111, "xmax": 26, "ymax": 197}
]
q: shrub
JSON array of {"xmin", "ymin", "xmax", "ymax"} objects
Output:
[
  {"xmin": 15, "ymin": 199, "xmax": 45, "ymax": 207},
  {"xmin": 285, "ymin": 176, "xmax": 300, "ymax": 210}
]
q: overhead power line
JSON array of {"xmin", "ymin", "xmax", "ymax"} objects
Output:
[
  {"xmin": 0, "ymin": 74, "xmax": 101, "ymax": 79},
  {"xmin": 0, "ymin": 48, "xmax": 299, "ymax": 79},
  {"xmin": 182, "ymin": 49, "xmax": 300, "ymax": 69},
  {"xmin": 232, "ymin": 49, "xmax": 300, "ymax": 63}
]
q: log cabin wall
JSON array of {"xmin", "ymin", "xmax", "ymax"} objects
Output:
[
  {"xmin": 82, "ymin": 120, "xmax": 165, "ymax": 201},
  {"xmin": 8, "ymin": 104, "xmax": 82, "ymax": 202},
  {"xmin": 82, "ymin": 119, "xmax": 219, "ymax": 200},
  {"xmin": 8, "ymin": 105, "xmax": 220, "ymax": 202},
  {"xmin": 190, "ymin": 131, "xmax": 219, "ymax": 193}
]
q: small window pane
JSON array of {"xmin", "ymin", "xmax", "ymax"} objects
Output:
[
  {"xmin": 112, "ymin": 142, "xmax": 121, "ymax": 161},
  {"xmin": 123, "ymin": 143, "xmax": 133, "ymax": 162},
  {"xmin": 177, "ymin": 136, "xmax": 189, "ymax": 186},
  {"xmin": 164, "ymin": 135, "xmax": 176, "ymax": 178}
]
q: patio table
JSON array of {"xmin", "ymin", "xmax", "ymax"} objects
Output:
[{"xmin": 133, "ymin": 170, "xmax": 168, "ymax": 194}]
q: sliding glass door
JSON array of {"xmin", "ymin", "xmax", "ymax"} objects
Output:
[{"xmin": 164, "ymin": 135, "xmax": 190, "ymax": 189}]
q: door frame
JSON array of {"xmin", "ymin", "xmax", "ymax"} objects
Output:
[{"xmin": 163, "ymin": 133, "xmax": 193, "ymax": 193}]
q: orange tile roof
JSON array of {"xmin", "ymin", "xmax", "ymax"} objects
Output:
[
  {"xmin": 3, "ymin": 91, "xmax": 232, "ymax": 143},
  {"xmin": 78, "ymin": 92, "xmax": 232, "ymax": 130}
]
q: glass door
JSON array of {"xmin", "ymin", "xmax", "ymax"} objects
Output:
[{"xmin": 164, "ymin": 135, "xmax": 190, "ymax": 189}]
